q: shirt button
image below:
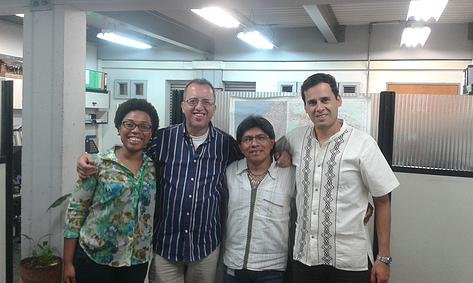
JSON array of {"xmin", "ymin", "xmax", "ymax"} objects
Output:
[
  {"xmin": 311, "ymin": 235, "xmax": 315, "ymax": 239},
  {"xmin": 185, "ymin": 230, "xmax": 188, "ymax": 233},
  {"xmin": 317, "ymin": 164, "xmax": 322, "ymax": 167},
  {"xmin": 190, "ymin": 177, "xmax": 194, "ymax": 181},
  {"xmin": 193, "ymin": 160, "xmax": 197, "ymax": 163},
  {"xmin": 188, "ymin": 194, "xmax": 192, "ymax": 198},
  {"xmin": 313, "ymin": 211, "xmax": 316, "ymax": 215},
  {"xmin": 186, "ymin": 212, "xmax": 190, "ymax": 216}
]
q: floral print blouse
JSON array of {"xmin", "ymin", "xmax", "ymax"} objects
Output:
[{"xmin": 64, "ymin": 147, "xmax": 156, "ymax": 267}]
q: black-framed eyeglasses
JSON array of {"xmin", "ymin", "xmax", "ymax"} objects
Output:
[
  {"xmin": 184, "ymin": 98, "xmax": 215, "ymax": 107},
  {"xmin": 121, "ymin": 121, "xmax": 152, "ymax": 132},
  {"xmin": 241, "ymin": 134, "xmax": 271, "ymax": 144}
]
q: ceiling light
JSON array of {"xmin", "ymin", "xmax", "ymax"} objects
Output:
[
  {"xmin": 191, "ymin": 7, "xmax": 240, "ymax": 28},
  {"xmin": 407, "ymin": 0, "xmax": 448, "ymax": 22},
  {"xmin": 237, "ymin": 31, "xmax": 274, "ymax": 49},
  {"xmin": 400, "ymin": 26, "xmax": 431, "ymax": 47},
  {"xmin": 15, "ymin": 14, "xmax": 24, "ymax": 18},
  {"xmin": 96, "ymin": 32, "xmax": 152, "ymax": 49}
]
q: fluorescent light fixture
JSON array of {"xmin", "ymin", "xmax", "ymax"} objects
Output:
[
  {"xmin": 96, "ymin": 32, "xmax": 152, "ymax": 49},
  {"xmin": 191, "ymin": 7, "xmax": 240, "ymax": 28},
  {"xmin": 407, "ymin": 0, "xmax": 448, "ymax": 22},
  {"xmin": 400, "ymin": 26, "xmax": 431, "ymax": 47},
  {"xmin": 237, "ymin": 31, "xmax": 274, "ymax": 49},
  {"xmin": 15, "ymin": 14, "xmax": 24, "ymax": 18}
]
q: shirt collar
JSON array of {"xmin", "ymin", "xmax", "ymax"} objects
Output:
[
  {"xmin": 100, "ymin": 146, "xmax": 153, "ymax": 165},
  {"xmin": 312, "ymin": 119, "xmax": 349, "ymax": 143},
  {"xmin": 235, "ymin": 158, "xmax": 277, "ymax": 180},
  {"xmin": 180, "ymin": 121, "xmax": 216, "ymax": 141},
  {"xmin": 328, "ymin": 119, "xmax": 349, "ymax": 141}
]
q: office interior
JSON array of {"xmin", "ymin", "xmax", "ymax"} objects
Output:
[{"xmin": 0, "ymin": 0, "xmax": 472, "ymax": 282}]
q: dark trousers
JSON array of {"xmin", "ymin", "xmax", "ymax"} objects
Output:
[
  {"xmin": 74, "ymin": 245, "xmax": 148, "ymax": 283},
  {"xmin": 224, "ymin": 266, "xmax": 285, "ymax": 283},
  {"xmin": 291, "ymin": 260, "xmax": 369, "ymax": 283}
]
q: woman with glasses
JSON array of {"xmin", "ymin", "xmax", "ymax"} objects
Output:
[
  {"xmin": 223, "ymin": 115, "xmax": 295, "ymax": 283},
  {"xmin": 63, "ymin": 98, "xmax": 159, "ymax": 283}
]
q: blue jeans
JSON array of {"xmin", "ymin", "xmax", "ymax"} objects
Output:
[{"xmin": 223, "ymin": 266, "xmax": 284, "ymax": 283}]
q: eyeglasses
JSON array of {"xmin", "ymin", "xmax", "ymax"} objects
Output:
[
  {"xmin": 184, "ymin": 98, "xmax": 215, "ymax": 107},
  {"xmin": 241, "ymin": 134, "xmax": 271, "ymax": 144},
  {"xmin": 121, "ymin": 121, "xmax": 152, "ymax": 132}
]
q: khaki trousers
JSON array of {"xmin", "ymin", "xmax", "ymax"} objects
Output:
[{"xmin": 148, "ymin": 246, "xmax": 220, "ymax": 283}]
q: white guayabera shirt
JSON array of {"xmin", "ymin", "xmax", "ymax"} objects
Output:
[{"xmin": 285, "ymin": 122, "xmax": 399, "ymax": 271}]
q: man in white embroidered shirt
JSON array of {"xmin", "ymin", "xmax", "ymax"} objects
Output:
[{"xmin": 277, "ymin": 73, "xmax": 399, "ymax": 283}]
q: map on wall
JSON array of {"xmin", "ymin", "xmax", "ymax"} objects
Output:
[{"xmin": 229, "ymin": 96, "xmax": 371, "ymax": 139}]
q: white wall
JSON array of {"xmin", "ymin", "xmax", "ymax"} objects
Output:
[
  {"xmin": 0, "ymin": 20, "xmax": 22, "ymax": 57},
  {"xmin": 86, "ymin": 42, "xmax": 98, "ymax": 70},
  {"xmin": 391, "ymin": 173, "xmax": 473, "ymax": 283}
]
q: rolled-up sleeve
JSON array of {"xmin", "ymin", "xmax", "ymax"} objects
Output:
[{"xmin": 64, "ymin": 177, "xmax": 97, "ymax": 238}]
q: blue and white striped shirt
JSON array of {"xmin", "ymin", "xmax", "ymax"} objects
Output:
[{"xmin": 147, "ymin": 123, "xmax": 242, "ymax": 262}]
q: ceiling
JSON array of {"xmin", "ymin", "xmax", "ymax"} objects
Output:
[
  {"xmin": 0, "ymin": 0, "xmax": 472, "ymax": 54},
  {"xmin": 158, "ymin": 0, "xmax": 473, "ymax": 30}
]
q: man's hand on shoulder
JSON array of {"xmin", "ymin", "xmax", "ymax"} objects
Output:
[
  {"xmin": 275, "ymin": 150, "xmax": 292, "ymax": 168},
  {"xmin": 77, "ymin": 154, "xmax": 97, "ymax": 179},
  {"xmin": 364, "ymin": 202, "xmax": 374, "ymax": 225}
]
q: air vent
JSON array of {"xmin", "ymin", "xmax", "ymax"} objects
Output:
[
  {"xmin": 339, "ymin": 82, "xmax": 360, "ymax": 95},
  {"xmin": 278, "ymin": 81, "xmax": 298, "ymax": 93}
]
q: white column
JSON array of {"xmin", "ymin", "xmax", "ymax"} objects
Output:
[{"xmin": 21, "ymin": 4, "xmax": 85, "ymax": 257}]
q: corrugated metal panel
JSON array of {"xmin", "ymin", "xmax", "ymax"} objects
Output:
[
  {"xmin": 168, "ymin": 81, "xmax": 188, "ymax": 125},
  {"xmin": 439, "ymin": 1, "xmax": 473, "ymax": 23},
  {"xmin": 332, "ymin": 0, "xmax": 473, "ymax": 25},
  {"xmin": 332, "ymin": 2, "xmax": 408, "ymax": 25},
  {"xmin": 223, "ymin": 81, "xmax": 256, "ymax": 92},
  {"xmin": 248, "ymin": 7, "xmax": 314, "ymax": 27},
  {"xmin": 169, "ymin": 81, "xmax": 188, "ymax": 90},
  {"xmin": 393, "ymin": 94, "xmax": 473, "ymax": 171}
]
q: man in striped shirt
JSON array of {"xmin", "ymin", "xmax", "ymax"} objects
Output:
[
  {"xmin": 78, "ymin": 79, "xmax": 242, "ymax": 283},
  {"xmin": 146, "ymin": 79, "xmax": 242, "ymax": 283}
]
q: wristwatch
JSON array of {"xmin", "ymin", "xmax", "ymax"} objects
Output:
[{"xmin": 376, "ymin": 255, "xmax": 392, "ymax": 266}]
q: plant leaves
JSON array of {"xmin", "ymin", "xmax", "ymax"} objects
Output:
[
  {"xmin": 21, "ymin": 234, "xmax": 34, "ymax": 242},
  {"xmin": 47, "ymin": 193, "xmax": 72, "ymax": 211}
]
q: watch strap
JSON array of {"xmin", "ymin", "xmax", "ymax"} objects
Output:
[{"xmin": 376, "ymin": 255, "xmax": 392, "ymax": 265}]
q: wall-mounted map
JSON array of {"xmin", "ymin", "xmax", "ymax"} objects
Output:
[{"xmin": 229, "ymin": 96, "xmax": 371, "ymax": 139}]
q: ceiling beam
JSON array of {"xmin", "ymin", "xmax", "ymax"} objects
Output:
[
  {"xmin": 303, "ymin": 4, "xmax": 345, "ymax": 43},
  {"xmin": 98, "ymin": 11, "xmax": 214, "ymax": 54}
]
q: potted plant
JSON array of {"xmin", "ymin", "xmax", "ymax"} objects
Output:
[
  {"xmin": 19, "ymin": 193, "xmax": 71, "ymax": 283},
  {"xmin": 20, "ymin": 234, "xmax": 63, "ymax": 283}
]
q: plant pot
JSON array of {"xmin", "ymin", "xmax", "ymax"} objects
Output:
[{"xmin": 20, "ymin": 256, "xmax": 62, "ymax": 283}]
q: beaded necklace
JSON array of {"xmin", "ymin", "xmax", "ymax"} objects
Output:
[{"xmin": 247, "ymin": 169, "xmax": 268, "ymax": 189}]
